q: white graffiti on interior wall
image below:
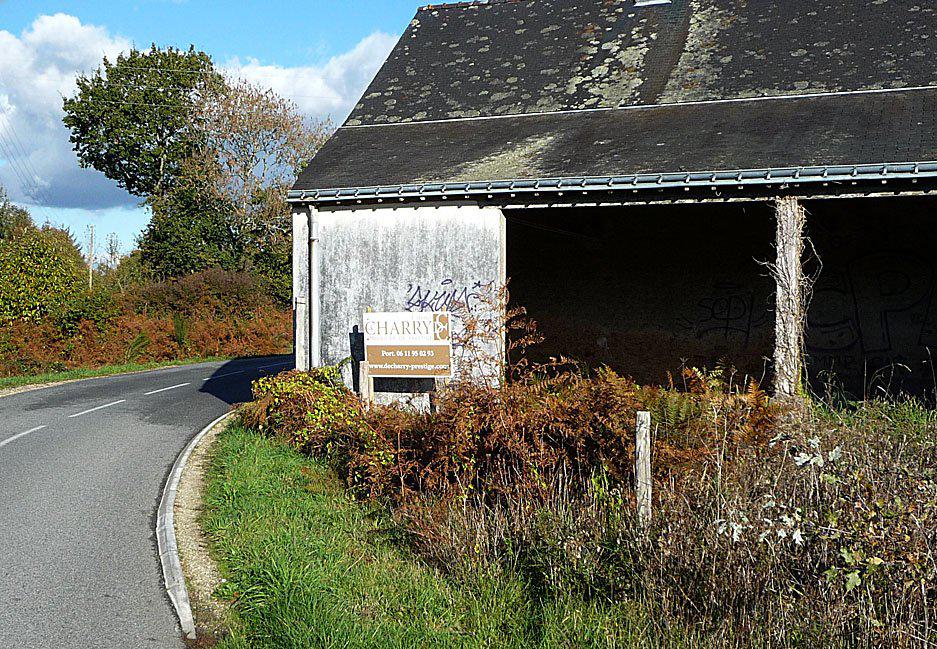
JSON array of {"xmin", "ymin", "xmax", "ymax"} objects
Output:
[{"xmin": 404, "ymin": 278, "xmax": 495, "ymax": 312}]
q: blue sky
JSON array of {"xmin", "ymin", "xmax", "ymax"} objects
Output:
[{"xmin": 0, "ymin": 0, "xmax": 417, "ymax": 253}]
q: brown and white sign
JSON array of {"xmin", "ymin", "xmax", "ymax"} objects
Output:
[{"xmin": 363, "ymin": 311, "xmax": 453, "ymax": 378}]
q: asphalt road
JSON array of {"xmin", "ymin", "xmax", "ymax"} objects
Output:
[{"xmin": 0, "ymin": 355, "xmax": 293, "ymax": 648}]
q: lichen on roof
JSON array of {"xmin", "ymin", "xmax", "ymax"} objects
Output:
[{"xmin": 345, "ymin": 0, "xmax": 937, "ymax": 126}]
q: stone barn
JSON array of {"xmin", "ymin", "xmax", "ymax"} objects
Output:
[{"xmin": 290, "ymin": 0, "xmax": 937, "ymax": 401}]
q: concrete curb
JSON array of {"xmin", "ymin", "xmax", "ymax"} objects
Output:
[{"xmin": 157, "ymin": 410, "xmax": 236, "ymax": 641}]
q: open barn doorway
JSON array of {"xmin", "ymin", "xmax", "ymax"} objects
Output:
[
  {"xmin": 505, "ymin": 203, "xmax": 777, "ymax": 388},
  {"xmin": 804, "ymin": 196, "xmax": 937, "ymax": 401}
]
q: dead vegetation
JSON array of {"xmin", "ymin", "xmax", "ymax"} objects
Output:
[{"xmin": 239, "ymin": 300, "xmax": 935, "ymax": 647}]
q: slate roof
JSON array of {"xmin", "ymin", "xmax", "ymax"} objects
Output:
[{"xmin": 293, "ymin": 0, "xmax": 937, "ymax": 204}]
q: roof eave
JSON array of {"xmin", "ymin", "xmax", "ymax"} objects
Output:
[{"xmin": 288, "ymin": 161, "xmax": 937, "ymax": 206}]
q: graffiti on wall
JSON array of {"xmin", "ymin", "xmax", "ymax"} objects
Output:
[
  {"xmin": 678, "ymin": 282, "xmax": 770, "ymax": 345},
  {"xmin": 404, "ymin": 278, "xmax": 496, "ymax": 312},
  {"xmin": 807, "ymin": 251, "xmax": 937, "ymax": 384}
]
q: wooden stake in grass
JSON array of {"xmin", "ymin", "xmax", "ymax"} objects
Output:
[
  {"xmin": 359, "ymin": 361, "xmax": 374, "ymax": 405},
  {"xmin": 635, "ymin": 410, "xmax": 652, "ymax": 528}
]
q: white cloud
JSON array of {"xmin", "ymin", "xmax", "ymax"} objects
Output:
[
  {"xmin": 0, "ymin": 13, "xmax": 395, "ymax": 244},
  {"xmin": 228, "ymin": 31, "xmax": 397, "ymax": 124},
  {"xmin": 0, "ymin": 14, "xmax": 134, "ymax": 212}
]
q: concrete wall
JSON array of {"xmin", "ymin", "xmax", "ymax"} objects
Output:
[{"xmin": 315, "ymin": 204, "xmax": 506, "ymax": 393}]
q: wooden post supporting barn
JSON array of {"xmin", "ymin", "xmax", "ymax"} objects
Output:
[{"xmin": 773, "ymin": 197, "xmax": 806, "ymax": 399}]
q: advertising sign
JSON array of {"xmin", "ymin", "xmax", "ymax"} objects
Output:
[{"xmin": 363, "ymin": 311, "xmax": 453, "ymax": 378}]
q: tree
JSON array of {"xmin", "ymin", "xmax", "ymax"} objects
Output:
[
  {"xmin": 140, "ymin": 77, "xmax": 329, "ymax": 298},
  {"xmin": 0, "ymin": 187, "xmax": 34, "ymax": 240},
  {"xmin": 139, "ymin": 177, "xmax": 241, "ymax": 279},
  {"xmin": 0, "ymin": 228, "xmax": 84, "ymax": 323},
  {"xmin": 62, "ymin": 45, "xmax": 221, "ymax": 199},
  {"xmin": 186, "ymin": 77, "xmax": 331, "ymax": 246}
]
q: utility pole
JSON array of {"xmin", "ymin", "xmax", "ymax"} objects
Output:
[{"xmin": 88, "ymin": 224, "xmax": 94, "ymax": 291}]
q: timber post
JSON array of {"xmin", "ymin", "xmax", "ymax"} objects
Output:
[
  {"xmin": 773, "ymin": 196, "xmax": 806, "ymax": 399},
  {"xmin": 359, "ymin": 361, "xmax": 374, "ymax": 405},
  {"xmin": 635, "ymin": 411, "xmax": 652, "ymax": 528}
]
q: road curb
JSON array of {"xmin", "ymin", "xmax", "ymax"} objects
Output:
[{"xmin": 157, "ymin": 409, "xmax": 236, "ymax": 641}]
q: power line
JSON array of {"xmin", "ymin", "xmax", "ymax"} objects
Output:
[
  {"xmin": 74, "ymin": 63, "xmax": 346, "ymax": 101},
  {"xmin": 2, "ymin": 122, "xmax": 60, "ymax": 216},
  {"xmin": 87, "ymin": 97, "xmax": 340, "ymax": 110},
  {"xmin": 0, "ymin": 132, "xmax": 57, "ymax": 224},
  {"xmin": 0, "ymin": 108, "xmax": 64, "ymax": 223}
]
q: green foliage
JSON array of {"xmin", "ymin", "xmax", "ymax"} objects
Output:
[
  {"xmin": 51, "ymin": 289, "xmax": 119, "ymax": 335},
  {"xmin": 242, "ymin": 368, "xmax": 370, "ymax": 460},
  {"xmin": 0, "ymin": 188, "xmax": 34, "ymax": 240},
  {"xmin": 0, "ymin": 228, "xmax": 84, "ymax": 323},
  {"xmin": 238, "ymin": 367, "xmax": 935, "ymax": 646},
  {"xmin": 246, "ymin": 237, "xmax": 292, "ymax": 306},
  {"xmin": 139, "ymin": 180, "xmax": 240, "ymax": 279},
  {"xmin": 62, "ymin": 44, "xmax": 220, "ymax": 198},
  {"xmin": 205, "ymin": 424, "xmax": 665, "ymax": 648},
  {"xmin": 97, "ymin": 249, "xmax": 147, "ymax": 294},
  {"xmin": 171, "ymin": 311, "xmax": 190, "ymax": 350},
  {"xmin": 124, "ymin": 332, "xmax": 151, "ymax": 363}
]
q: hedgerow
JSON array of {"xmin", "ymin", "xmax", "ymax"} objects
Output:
[
  {"xmin": 0, "ymin": 228, "xmax": 84, "ymax": 323},
  {"xmin": 0, "ymin": 269, "xmax": 291, "ymax": 377}
]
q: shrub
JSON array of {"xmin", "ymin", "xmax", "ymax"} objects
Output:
[
  {"xmin": 242, "ymin": 368, "xmax": 377, "ymax": 466},
  {"xmin": 0, "ymin": 229, "xmax": 84, "ymax": 323},
  {"xmin": 52, "ymin": 289, "xmax": 120, "ymax": 335},
  {"xmin": 0, "ymin": 306, "xmax": 291, "ymax": 377},
  {"xmin": 133, "ymin": 269, "xmax": 266, "ymax": 317},
  {"xmin": 243, "ymin": 363, "xmax": 935, "ymax": 647}
]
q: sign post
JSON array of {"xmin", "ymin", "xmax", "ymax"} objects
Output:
[{"xmin": 362, "ymin": 312, "xmax": 454, "ymax": 380}]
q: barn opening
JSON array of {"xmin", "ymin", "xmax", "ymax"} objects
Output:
[
  {"xmin": 804, "ymin": 196, "xmax": 937, "ymax": 401},
  {"xmin": 508, "ymin": 196, "xmax": 937, "ymax": 400},
  {"xmin": 506, "ymin": 203, "xmax": 776, "ymax": 387}
]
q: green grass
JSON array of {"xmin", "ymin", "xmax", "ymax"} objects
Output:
[
  {"xmin": 203, "ymin": 424, "xmax": 680, "ymax": 648},
  {"xmin": 0, "ymin": 356, "xmax": 229, "ymax": 391}
]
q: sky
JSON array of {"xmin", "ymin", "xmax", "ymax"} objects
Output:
[{"xmin": 0, "ymin": 0, "xmax": 418, "ymax": 253}]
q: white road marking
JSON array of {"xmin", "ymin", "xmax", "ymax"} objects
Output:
[
  {"xmin": 145, "ymin": 383, "xmax": 190, "ymax": 396},
  {"xmin": 257, "ymin": 362, "xmax": 292, "ymax": 372},
  {"xmin": 202, "ymin": 370, "xmax": 245, "ymax": 382},
  {"xmin": 0, "ymin": 425, "xmax": 47, "ymax": 449},
  {"xmin": 68, "ymin": 400, "xmax": 126, "ymax": 418}
]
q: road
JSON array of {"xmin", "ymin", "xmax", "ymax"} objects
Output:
[{"xmin": 0, "ymin": 355, "xmax": 293, "ymax": 648}]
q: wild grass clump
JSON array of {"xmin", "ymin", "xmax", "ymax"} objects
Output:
[{"xmin": 241, "ymin": 304, "xmax": 935, "ymax": 647}]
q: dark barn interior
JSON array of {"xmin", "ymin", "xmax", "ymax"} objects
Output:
[
  {"xmin": 506, "ymin": 203, "xmax": 777, "ymax": 386},
  {"xmin": 805, "ymin": 196, "xmax": 937, "ymax": 400},
  {"xmin": 508, "ymin": 196, "xmax": 937, "ymax": 399}
]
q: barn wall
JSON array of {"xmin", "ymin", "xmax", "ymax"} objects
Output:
[
  {"xmin": 506, "ymin": 203, "xmax": 777, "ymax": 385},
  {"xmin": 805, "ymin": 196, "xmax": 937, "ymax": 400},
  {"xmin": 316, "ymin": 204, "xmax": 506, "ymax": 393}
]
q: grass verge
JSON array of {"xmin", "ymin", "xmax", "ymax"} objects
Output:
[
  {"xmin": 0, "ymin": 356, "xmax": 229, "ymax": 392},
  {"xmin": 203, "ymin": 423, "xmax": 685, "ymax": 648}
]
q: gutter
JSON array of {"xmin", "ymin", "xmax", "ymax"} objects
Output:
[{"xmin": 288, "ymin": 161, "xmax": 937, "ymax": 206}]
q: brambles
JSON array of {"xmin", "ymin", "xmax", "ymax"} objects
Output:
[{"xmin": 244, "ymin": 356, "xmax": 935, "ymax": 646}]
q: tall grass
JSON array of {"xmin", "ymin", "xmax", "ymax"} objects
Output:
[
  {"xmin": 204, "ymin": 424, "xmax": 703, "ymax": 648},
  {"xmin": 241, "ymin": 366, "xmax": 936, "ymax": 648}
]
